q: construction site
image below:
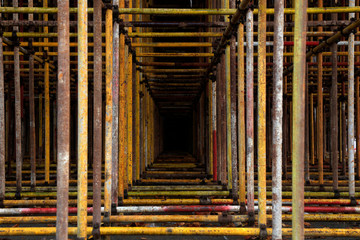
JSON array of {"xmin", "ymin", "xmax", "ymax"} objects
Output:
[{"xmin": 2, "ymin": 0, "xmax": 360, "ymax": 239}]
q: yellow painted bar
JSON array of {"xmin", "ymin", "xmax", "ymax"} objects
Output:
[
  {"xmin": 115, "ymin": 7, "xmax": 360, "ymax": 15},
  {"xmin": 104, "ymin": 6, "xmax": 113, "ymax": 220},
  {"xmin": 1, "ymin": 6, "xmax": 360, "ymax": 14},
  {"xmin": 127, "ymin": 0, "xmax": 133, "ymax": 186},
  {"xmin": 77, "ymin": 0, "xmax": 88, "ymax": 237},
  {"xmin": 132, "ymin": 42, "xmax": 213, "ymax": 47},
  {"xmin": 0, "ymin": 227, "xmax": 360, "ymax": 237},
  {"xmin": 135, "ymin": 0, "xmax": 141, "ymax": 182},
  {"xmin": 238, "ymin": 22, "xmax": 246, "ymax": 209},
  {"xmin": 118, "ymin": 0, "xmax": 126, "ymax": 200},
  {"xmin": 257, "ymin": 0, "xmax": 267, "ymax": 232},
  {"xmin": 0, "ymin": 31, "xmax": 346, "ymax": 38},
  {"xmin": 38, "ymin": 93, "xmax": 43, "ymax": 163}
]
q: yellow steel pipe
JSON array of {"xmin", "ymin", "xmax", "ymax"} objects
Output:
[
  {"xmin": 77, "ymin": 0, "xmax": 89, "ymax": 237},
  {"xmin": 1, "ymin": 7, "xmax": 360, "ymax": 15},
  {"xmin": 5, "ymin": 51, "xmax": 360, "ymax": 58},
  {"xmin": 115, "ymin": 7, "xmax": 360, "ymax": 15},
  {"xmin": 104, "ymin": 6, "xmax": 113, "ymax": 221},
  {"xmin": 1, "ymin": 31, "xmax": 341, "ymax": 38},
  {"xmin": 0, "ymin": 227, "xmax": 359, "ymax": 237}
]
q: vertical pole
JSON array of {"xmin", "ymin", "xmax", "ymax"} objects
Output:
[
  {"xmin": 38, "ymin": 93, "xmax": 43, "ymax": 171},
  {"xmin": 229, "ymin": 0, "xmax": 238, "ymax": 201},
  {"xmin": 44, "ymin": 0, "xmax": 50, "ymax": 185},
  {"xmin": 0, "ymin": 20, "xmax": 4, "ymax": 205},
  {"xmin": 245, "ymin": 8, "xmax": 254, "ymax": 226},
  {"xmin": 317, "ymin": 53, "xmax": 323, "ymax": 187},
  {"xmin": 304, "ymin": 66, "xmax": 309, "ymax": 183},
  {"xmin": 13, "ymin": 0, "xmax": 22, "ymax": 199},
  {"xmin": 112, "ymin": 0, "xmax": 120, "ymax": 208},
  {"xmin": 216, "ymin": 59, "xmax": 222, "ymax": 183},
  {"xmin": 92, "ymin": 0, "xmax": 102, "ymax": 238},
  {"xmin": 310, "ymin": 93, "xmax": 314, "ymax": 166},
  {"xmin": 330, "ymin": 4, "xmax": 338, "ymax": 193},
  {"xmin": 272, "ymin": 0, "xmax": 284, "ymax": 238},
  {"xmin": 6, "ymin": 84, "xmax": 10, "ymax": 177},
  {"xmin": 212, "ymin": 77, "xmax": 217, "ymax": 181},
  {"xmin": 56, "ymin": 0, "xmax": 70, "ymax": 238},
  {"xmin": 77, "ymin": 0, "xmax": 88, "ymax": 238},
  {"xmin": 104, "ymin": 5, "xmax": 113, "ymax": 232},
  {"xmin": 356, "ymin": 0, "xmax": 360, "ymax": 180},
  {"xmin": 135, "ymin": 0, "xmax": 141, "ymax": 182},
  {"xmin": 53, "ymin": 101, "xmax": 57, "ymax": 163},
  {"xmin": 348, "ymin": 0, "xmax": 356, "ymax": 203},
  {"xmin": 292, "ymin": 0, "xmax": 307, "ymax": 239},
  {"xmin": 357, "ymin": 75, "xmax": 360, "ymax": 178},
  {"xmin": 221, "ymin": 54, "xmax": 226, "ymax": 183},
  {"xmin": 127, "ymin": 0, "xmax": 133, "ymax": 187},
  {"xmin": 224, "ymin": 0, "xmax": 232, "ymax": 192},
  {"xmin": 237, "ymin": 22, "xmax": 246, "ymax": 214},
  {"xmin": 283, "ymin": 79, "xmax": 288, "ymax": 179},
  {"xmin": 341, "ymin": 82, "xmax": 346, "ymax": 176},
  {"xmin": 209, "ymin": 81, "xmax": 213, "ymax": 178},
  {"xmin": 317, "ymin": 0, "xmax": 324, "ymax": 188},
  {"xmin": 28, "ymin": 0, "xmax": 36, "ymax": 192},
  {"xmin": 119, "ymin": 0, "xmax": 126, "ymax": 202},
  {"xmin": 29, "ymin": 49, "xmax": 36, "ymax": 190},
  {"xmin": 258, "ymin": 0, "xmax": 267, "ymax": 236}
]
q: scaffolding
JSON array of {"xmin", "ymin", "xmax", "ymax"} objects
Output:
[{"xmin": 1, "ymin": 0, "xmax": 360, "ymax": 239}]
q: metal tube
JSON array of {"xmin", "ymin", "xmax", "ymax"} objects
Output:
[
  {"xmin": 349, "ymin": 0, "xmax": 356, "ymax": 201},
  {"xmin": 27, "ymin": 0, "xmax": 36, "ymax": 192},
  {"xmin": 119, "ymin": 0, "xmax": 126, "ymax": 202},
  {"xmin": 13, "ymin": 0, "xmax": 22, "ymax": 200},
  {"xmin": 292, "ymin": 0, "xmax": 308, "ymax": 239},
  {"xmin": 341, "ymin": 81, "xmax": 347, "ymax": 176},
  {"xmin": 1, "ymin": 227, "xmax": 360, "ymax": 237},
  {"xmin": 272, "ymin": 0, "xmax": 284, "ymax": 238},
  {"xmin": 29, "ymin": 46, "xmax": 36, "ymax": 191},
  {"xmin": 44, "ymin": 0, "xmax": 50, "ymax": 186},
  {"xmin": 317, "ymin": 52, "xmax": 324, "ymax": 187},
  {"xmin": 310, "ymin": 93, "xmax": 314, "ymax": 166},
  {"xmin": 237, "ymin": 22, "xmax": 246, "ymax": 213},
  {"xmin": 127, "ymin": 0, "xmax": 134, "ymax": 187},
  {"xmin": 134, "ymin": 0, "xmax": 141, "ymax": 183},
  {"xmin": 2, "ymin": 214, "xmax": 360, "ymax": 224},
  {"xmin": 246, "ymin": 8, "xmax": 255, "ymax": 224},
  {"xmin": 111, "ymin": 0, "xmax": 120, "ymax": 208},
  {"xmin": 0, "ymin": 21, "xmax": 4, "ymax": 204},
  {"xmin": 257, "ymin": 0, "xmax": 267, "ymax": 235},
  {"xmin": 330, "ymin": 4, "xmax": 338, "ymax": 192},
  {"xmin": 229, "ymin": 0, "xmax": 238, "ymax": 202},
  {"xmin": 357, "ymin": 75, "xmax": 360, "ymax": 178},
  {"xmin": 56, "ymin": 0, "xmax": 70, "ymax": 238},
  {"xmin": 0, "ymin": 6, "xmax": 360, "ymax": 14},
  {"xmin": 92, "ymin": 0, "xmax": 102, "ymax": 238},
  {"xmin": 77, "ymin": 0, "xmax": 88, "ymax": 237},
  {"xmin": 104, "ymin": 5, "xmax": 113, "ymax": 223},
  {"xmin": 224, "ymin": 0, "xmax": 232, "ymax": 193}
]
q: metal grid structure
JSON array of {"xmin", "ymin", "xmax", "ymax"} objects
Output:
[{"xmin": 0, "ymin": 0, "xmax": 360, "ymax": 239}]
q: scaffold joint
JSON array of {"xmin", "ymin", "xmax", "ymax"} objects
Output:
[
  {"xmin": 11, "ymin": 31, "xmax": 20, "ymax": 46},
  {"xmin": 219, "ymin": 213, "xmax": 232, "ymax": 224},
  {"xmin": 350, "ymin": 197, "xmax": 357, "ymax": 206},
  {"xmin": 92, "ymin": 223, "xmax": 100, "ymax": 240},
  {"xmin": 259, "ymin": 224, "xmax": 267, "ymax": 239},
  {"xmin": 248, "ymin": 211, "xmax": 255, "ymax": 226}
]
